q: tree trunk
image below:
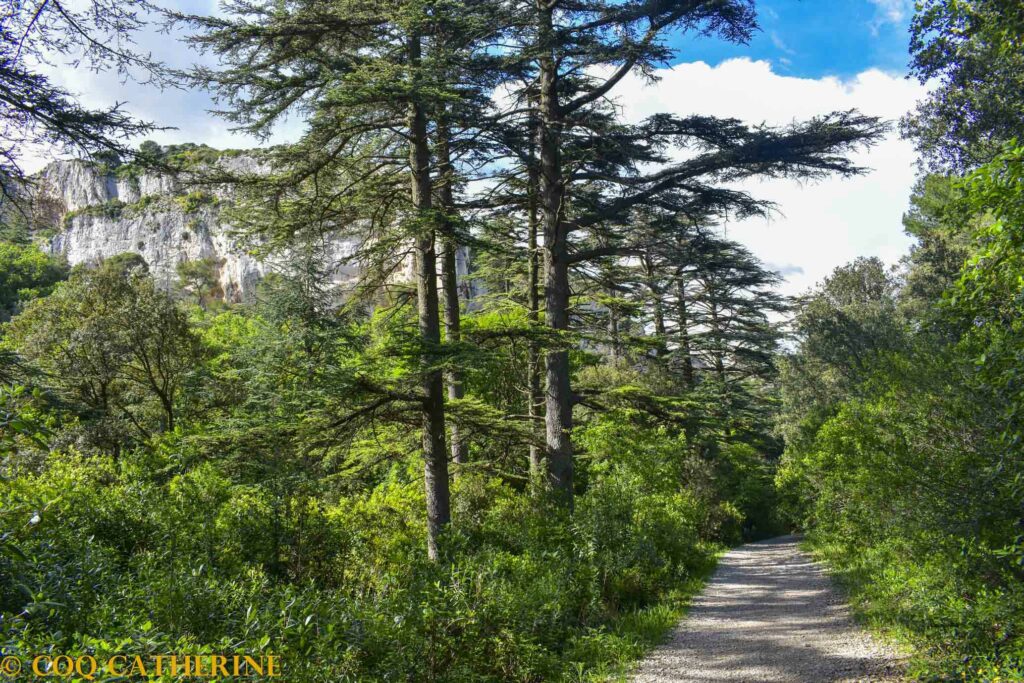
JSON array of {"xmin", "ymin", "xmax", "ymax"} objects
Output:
[
  {"xmin": 436, "ymin": 118, "xmax": 468, "ymax": 467},
  {"xmin": 162, "ymin": 393, "xmax": 175, "ymax": 433},
  {"xmin": 645, "ymin": 258, "xmax": 667, "ymax": 357},
  {"xmin": 441, "ymin": 240, "xmax": 466, "ymax": 464},
  {"xmin": 709, "ymin": 298, "xmax": 726, "ymax": 383},
  {"xmin": 408, "ymin": 33, "xmax": 450, "ymax": 561},
  {"xmin": 606, "ymin": 284, "xmax": 620, "ymax": 360},
  {"xmin": 527, "ymin": 139, "xmax": 544, "ymax": 478},
  {"xmin": 676, "ymin": 278, "xmax": 695, "ymax": 388},
  {"xmin": 537, "ymin": 4, "xmax": 573, "ymax": 502}
]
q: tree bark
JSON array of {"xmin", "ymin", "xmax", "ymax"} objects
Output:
[
  {"xmin": 537, "ymin": 4, "xmax": 573, "ymax": 502},
  {"xmin": 408, "ymin": 33, "xmax": 450, "ymax": 561},
  {"xmin": 645, "ymin": 257, "xmax": 667, "ymax": 354},
  {"xmin": 708, "ymin": 297, "xmax": 726, "ymax": 383},
  {"xmin": 676, "ymin": 278, "xmax": 695, "ymax": 388},
  {"xmin": 527, "ymin": 138, "xmax": 544, "ymax": 478},
  {"xmin": 606, "ymin": 284, "xmax": 621, "ymax": 360},
  {"xmin": 436, "ymin": 118, "xmax": 468, "ymax": 467}
]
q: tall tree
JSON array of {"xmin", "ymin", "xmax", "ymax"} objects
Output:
[
  {"xmin": 898, "ymin": 175, "xmax": 974, "ymax": 321},
  {"xmin": 178, "ymin": 0, "xmax": 505, "ymax": 560},
  {"xmin": 435, "ymin": 119, "xmax": 468, "ymax": 467},
  {"xmin": 687, "ymin": 239, "xmax": 786, "ymax": 387},
  {"xmin": 0, "ymin": 242, "xmax": 68, "ymax": 322},
  {"xmin": 427, "ymin": 3, "xmax": 512, "ymax": 468},
  {"xmin": 776, "ymin": 256, "xmax": 907, "ymax": 446},
  {"xmin": 498, "ymin": 0, "xmax": 884, "ymax": 502}
]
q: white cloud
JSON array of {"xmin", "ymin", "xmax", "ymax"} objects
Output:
[
  {"xmin": 769, "ymin": 31, "xmax": 795, "ymax": 55},
  {"xmin": 610, "ymin": 58, "xmax": 927, "ymax": 295},
  {"xmin": 867, "ymin": 0, "xmax": 914, "ymax": 34},
  {"xmin": 871, "ymin": 0, "xmax": 912, "ymax": 21}
]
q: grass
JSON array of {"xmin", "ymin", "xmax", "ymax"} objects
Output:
[
  {"xmin": 799, "ymin": 537, "xmax": 914, "ymax": 658},
  {"xmin": 568, "ymin": 544, "xmax": 723, "ymax": 682},
  {"xmin": 801, "ymin": 535, "xmax": 1024, "ymax": 682}
]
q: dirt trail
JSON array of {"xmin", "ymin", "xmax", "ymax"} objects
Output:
[{"xmin": 632, "ymin": 535, "xmax": 903, "ymax": 682}]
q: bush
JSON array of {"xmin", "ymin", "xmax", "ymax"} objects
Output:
[
  {"xmin": 779, "ymin": 378, "xmax": 1024, "ymax": 678},
  {"xmin": 0, "ymin": 421, "xmax": 727, "ymax": 682},
  {"xmin": 0, "ymin": 269, "xmax": 758, "ymax": 681}
]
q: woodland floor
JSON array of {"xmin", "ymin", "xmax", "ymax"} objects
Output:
[{"xmin": 631, "ymin": 536, "xmax": 905, "ymax": 682}]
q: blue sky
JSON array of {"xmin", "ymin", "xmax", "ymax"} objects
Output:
[{"xmin": 668, "ymin": 0, "xmax": 914, "ymax": 78}]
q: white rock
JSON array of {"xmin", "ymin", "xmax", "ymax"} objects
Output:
[{"xmin": 32, "ymin": 157, "xmax": 475, "ymax": 302}]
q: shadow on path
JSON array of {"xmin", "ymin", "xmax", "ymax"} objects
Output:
[{"xmin": 632, "ymin": 535, "xmax": 903, "ymax": 682}]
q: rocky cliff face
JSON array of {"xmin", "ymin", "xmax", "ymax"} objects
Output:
[{"xmin": 32, "ymin": 154, "xmax": 435, "ymax": 302}]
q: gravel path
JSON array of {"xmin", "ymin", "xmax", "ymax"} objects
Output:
[{"xmin": 632, "ymin": 535, "xmax": 903, "ymax": 682}]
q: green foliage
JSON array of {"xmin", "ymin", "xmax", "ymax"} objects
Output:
[
  {"xmin": 137, "ymin": 139, "xmax": 162, "ymax": 160},
  {"xmin": 0, "ymin": 243, "xmax": 68, "ymax": 322},
  {"xmin": 161, "ymin": 143, "xmax": 245, "ymax": 168},
  {"xmin": 0, "ymin": 1, "xmax": 861, "ymax": 675},
  {"xmin": 114, "ymin": 142, "xmax": 243, "ymax": 179},
  {"xmin": 1, "ymin": 431, "xmax": 726, "ymax": 682},
  {"xmin": 899, "ymin": 174, "xmax": 975, "ymax": 319},
  {"xmin": 62, "ymin": 199, "xmax": 126, "ymax": 227},
  {"xmin": 3, "ymin": 256, "xmax": 200, "ymax": 446},
  {"xmin": 176, "ymin": 257, "xmax": 221, "ymax": 305},
  {"xmin": 0, "ymin": 254, "xmax": 783, "ymax": 680},
  {"xmin": 778, "ymin": 146, "xmax": 1024, "ymax": 678},
  {"xmin": 780, "ymin": 354, "xmax": 1024, "ymax": 677},
  {"xmin": 776, "ymin": 257, "xmax": 906, "ymax": 449},
  {"xmin": 905, "ymin": 0, "xmax": 1024, "ymax": 171},
  {"xmin": 175, "ymin": 191, "xmax": 216, "ymax": 214},
  {"xmin": 954, "ymin": 146, "xmax": 1024, "ymax": 437}
]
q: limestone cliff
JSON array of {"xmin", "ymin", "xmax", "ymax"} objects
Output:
[{"xmin": 30, "ymin": 152, "xmax": 433, "ymax": 302}]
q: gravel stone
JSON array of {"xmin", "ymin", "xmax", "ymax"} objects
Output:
[{"xmin": 632, "ymin": 535, "xmax": 904, "ymax": 682}]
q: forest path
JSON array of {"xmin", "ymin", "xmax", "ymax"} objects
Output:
[{"xmin": 631, "ymin": 535, "xmax": 903, "ymax": 682}]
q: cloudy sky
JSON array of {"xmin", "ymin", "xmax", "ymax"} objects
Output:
[{"xmin": 32, "ymin": 0, "xmax": 927, "ymax": 296}]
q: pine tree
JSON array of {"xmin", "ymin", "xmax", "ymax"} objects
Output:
[
  {"xmin": 178, "ymin": 0, "xmax": 504, "ymax": 560},
  {"xmin": 491, "ymin": 0, "xmax": 885, "ymax": 502}
]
